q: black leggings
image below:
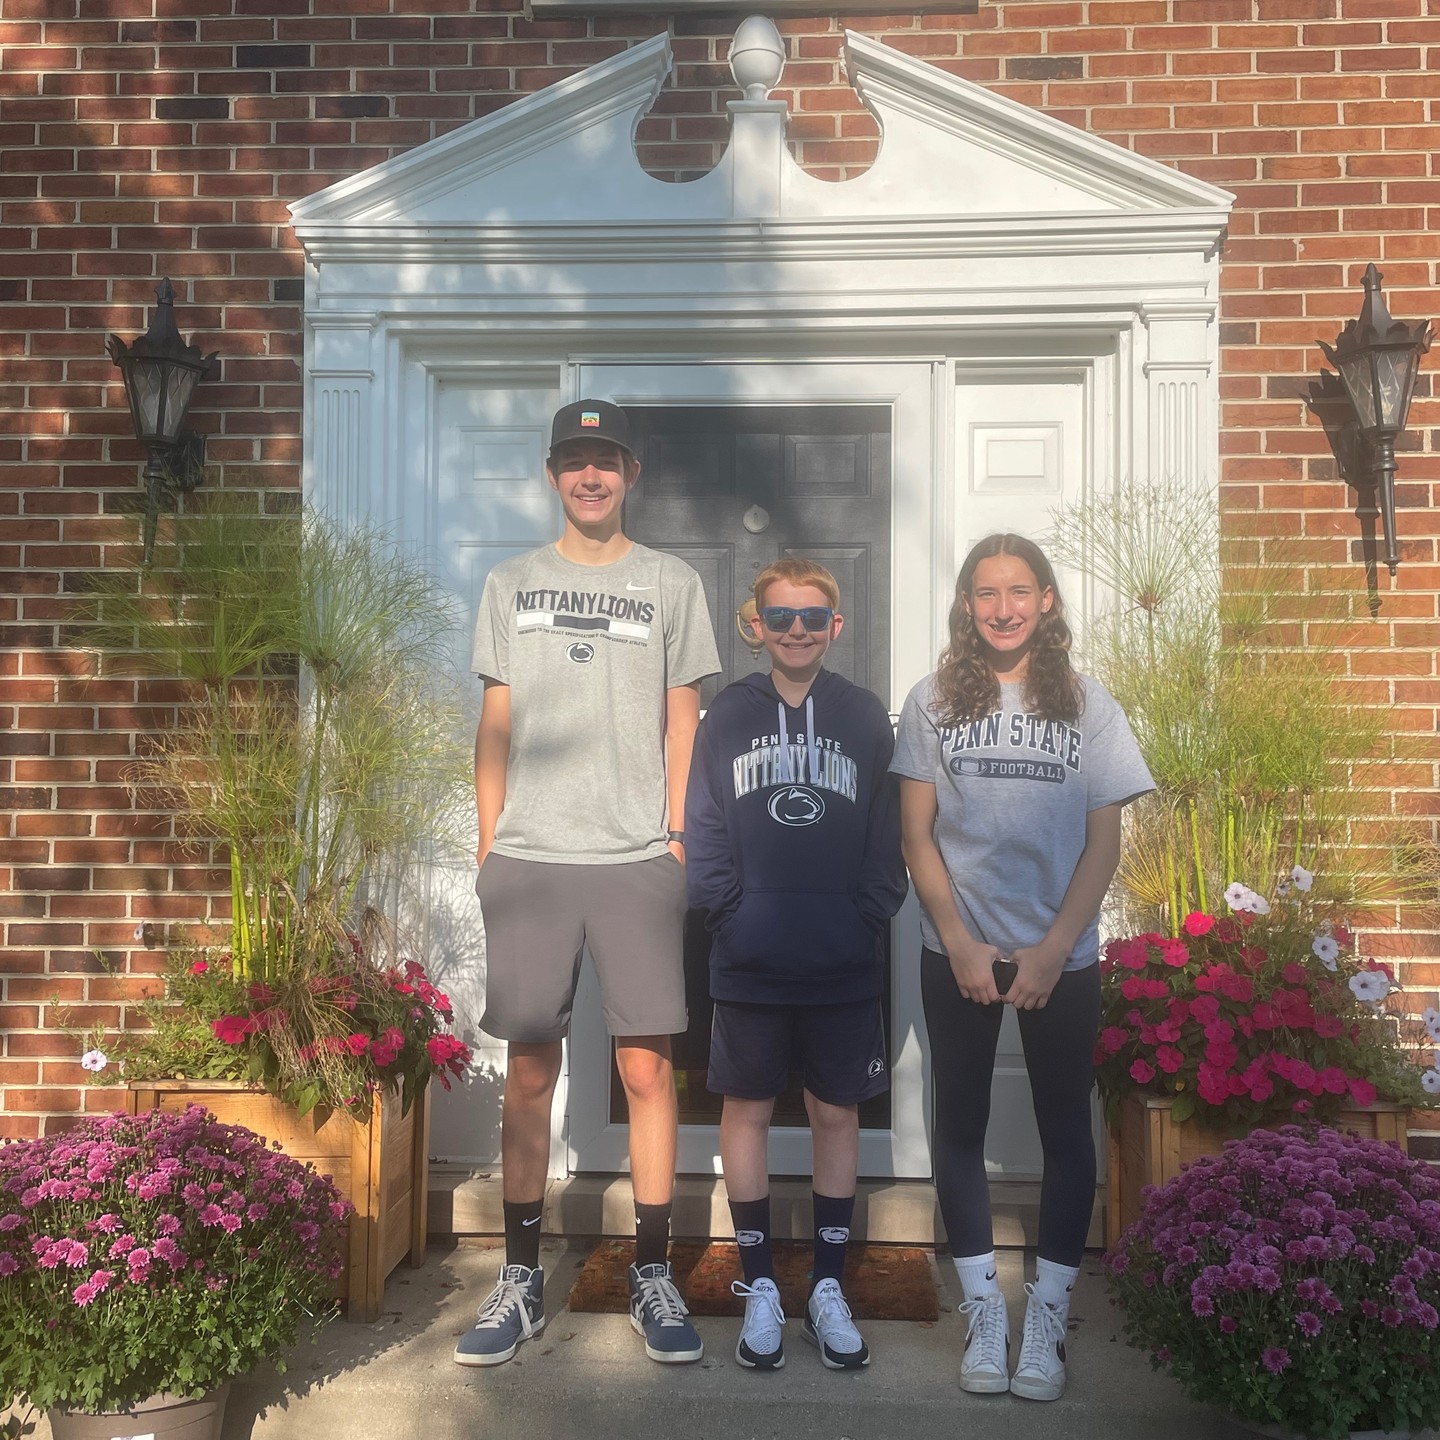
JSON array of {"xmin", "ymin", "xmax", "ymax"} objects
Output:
[{"xmin": 921, "ymin": 947, "xmax": 1101, "ymax": 1268}]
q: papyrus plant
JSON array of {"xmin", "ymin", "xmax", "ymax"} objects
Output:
[
  {"xmin": 1047, "ymin": 482, "xmax": 1425, "ymax": 933},
  {"xmin": 75, "ymin": 497, "xmax": 471, "ymax": 986}
]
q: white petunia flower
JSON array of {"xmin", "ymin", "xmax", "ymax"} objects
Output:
[
  {"xmin": 1423, "ymin": 1008, "xmax": 1440, "ymax": 1044},
  {"xmin": 1422, "ymin": 1069, "xmax": 1440, "ymax": 1097},
  {"xmin": 1312, "ymin": 935, "xmax": 1340, "ymax": 970},
  {"xmin": 1224, "ymin": 881, "xmax": 1252, "ymax": 911},
  {"xmin": 1349, "ymin": 971, "xmax": 1391, "ymax": 1006},
  {"xmin": 1223, "ymin": 882, "xmax": 1270, "ymax": 915},
  {"xmin": 1290, "ymin": 865, "xmax": 1314, "ymax": 893},
  {"xmin": 80, "ymin": 1049, "xmax": 108, "ymax": 1073}
]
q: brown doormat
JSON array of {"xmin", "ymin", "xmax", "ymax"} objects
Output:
[{"xmin": 566, "ymin": 1240, "xmax": 939, "ymax": 1322}]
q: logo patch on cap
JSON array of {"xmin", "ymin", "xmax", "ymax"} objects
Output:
[{"xmin": 580, "ymin": 411, "xmax": 601, "ymax": 427}]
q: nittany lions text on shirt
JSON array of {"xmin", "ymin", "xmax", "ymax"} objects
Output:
[
  {"xmin": 891, "ymin": 674, "xmax": 1153, "ymax": 971},
  {"xmin": 472, "ymin": 543, "xmax": 720, "ymax": 865},
  {"xmin": 685, "ymin": 669, "xmax": 907, "ymax": 1005}
]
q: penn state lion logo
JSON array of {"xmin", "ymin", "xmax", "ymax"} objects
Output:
[
  {"xmin": 767, "ymin": 785, "xmax": 825, "ymax": 827},
  {"xmin": 566, "ymin": 642, "xmax": 595, "ymax": 664}
]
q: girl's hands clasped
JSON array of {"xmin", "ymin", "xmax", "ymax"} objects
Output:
[
  {"xmin": 947, "ymin": 936, "xmax": 1007, "ymax": 1006},
  {"xmin": 1006, "ymin": 938, "xmax": 1069, "ymax": 1011}
]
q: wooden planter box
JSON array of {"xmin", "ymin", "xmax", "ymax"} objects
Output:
[
  {"xmin": 123, "ymin": 1079, "xmax": 430, "ymax": 1322},
  {"xmin": 1105, "ymin": 1093, "xmax": 1410, "ymax": 1249}
]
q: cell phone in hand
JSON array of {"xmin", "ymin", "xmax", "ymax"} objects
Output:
[{"xmin": 992, "ymin": 956, "xmax": 1018, "ymax": 995}]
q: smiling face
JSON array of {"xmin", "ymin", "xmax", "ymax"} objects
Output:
[
  {"xmin": 964, "ymin": 552, "xmax": 1053, "ymax": 677},
  {"xmin": 752, "ymin": 578, "xmax": 843, "ymax": 689},
  {"xmin": 546, "ymin": 438, "xmax": 638, "ymax": 538}
]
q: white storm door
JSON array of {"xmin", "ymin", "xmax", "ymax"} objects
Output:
[
  {"xmin": 566, "ymin": 359, "xmax": 939, "ymax": 1182},
  {"xmin": 952, "ymin": 368, "xmax": 1103, "ymax": 1187}
]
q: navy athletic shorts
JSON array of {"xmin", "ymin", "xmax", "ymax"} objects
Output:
[{"xmin": 707, "ymin": 997, "xmax": 888, "ymax": 1107}]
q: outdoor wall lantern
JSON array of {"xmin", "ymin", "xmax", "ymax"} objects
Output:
[
  {"xmin": 1316, "ymin": 263, "xmax": 1431, "ymax": 578},
  {"xmin": 106, "ymin": 278, "xmax": 219, "ymax": 565}
]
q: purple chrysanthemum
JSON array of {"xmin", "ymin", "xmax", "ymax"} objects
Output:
[{"xmin": 1262, "ymin": 1347, "xmax": 1291, "ymax": 1374}]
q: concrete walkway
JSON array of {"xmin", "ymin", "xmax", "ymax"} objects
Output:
[
  {"xmin": 220, "ymin": 1241, "xmax": 1249, "ymax": 1440},
  {"xmin": 12, "ymin": 1241, "xmax": 1427, "ymax": 1439}
]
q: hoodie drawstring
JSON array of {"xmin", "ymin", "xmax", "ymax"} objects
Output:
[{"xmin": 776, "ymin": 696, "xmax": 819, "ymax": 785}]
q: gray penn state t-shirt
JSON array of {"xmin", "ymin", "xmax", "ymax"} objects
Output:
[
  {"xmin": 890, "ymin": 674, "xmax": 1153, "ymax": 970},
  {"xmin": 472, "ymin": 542, "xmax": 721, "ymax": 865}
]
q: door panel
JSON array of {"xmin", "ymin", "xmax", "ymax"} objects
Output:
[{"xmin": 624, "ymin": 405, "xmax": 891, "ymax": 708}]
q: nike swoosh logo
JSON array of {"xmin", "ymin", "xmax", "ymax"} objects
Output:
[
  {"xmin": 522, "ymin": 1217, "xmax": 540, "ymax": 1227},
  {"xmin": 625, "ymin": 582, "xmax": 654, "ymax": 591},
  {"xmin": 985, "ymin": 1271, "xmax": 996, "ymax": 1282}
]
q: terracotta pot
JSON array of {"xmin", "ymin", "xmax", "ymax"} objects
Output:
[{"xmin": 48, "ymin": 1383, "xmax": 230, "ymax": 1440}]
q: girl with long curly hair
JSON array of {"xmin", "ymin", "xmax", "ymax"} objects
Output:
[{"xmin": 891, "ymin": 534, "xmax": 1152, "ymax": 1404}]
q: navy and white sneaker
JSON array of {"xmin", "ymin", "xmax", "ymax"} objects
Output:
[
  {"xmin": 453, "ymin": 1263, "xmax": 545, "ymax": 1367},
  {"xmin": 731, "ymin": 1277, "xmax": 785, "ymax": 1369},
  {"xmin": 1010, "ymin": 1283, "xmax": 1068, "ymax": 1401},
  {"xmin": 628, "ymin": 1261, "xmax": 705, "ymax": 1363},
  {"xmin": 802, "ymin": 1277, "xmax": 870, "ymax": 1370}
]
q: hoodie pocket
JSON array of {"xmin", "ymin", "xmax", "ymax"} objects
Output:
[{"xmin": 719, "ymin": 889, "xmax": 878, "ymax": 979}]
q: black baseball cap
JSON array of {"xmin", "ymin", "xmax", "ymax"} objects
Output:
[{"xmin": 549, "ymin": 399, "xmax": 634, "ymax": 459}]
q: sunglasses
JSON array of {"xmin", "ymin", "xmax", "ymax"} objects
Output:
[{"xmin": 758, "ymin": 606, "xmax": 835, "ymax": 632}]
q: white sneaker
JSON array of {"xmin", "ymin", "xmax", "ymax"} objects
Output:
[
  {"xmin": 957, "ymin": 1290, "xmax": 1009, "ymax": 1394},
  {"xmin": 1010, "ymin": 1283, "xmax": 1068, "ymax": 1401},
  {"xmin": 803, "ymin": 1277, "xmax": 870, "ymax": 1369},
  {"xmin": 731, "ymin": 1277, "xmax": 785, "ymax": 1369}
]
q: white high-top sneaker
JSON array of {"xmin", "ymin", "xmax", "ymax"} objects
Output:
[{"xmin": 1010, "ymin": 1282, "xmax": 1068, "ymax": 1401}]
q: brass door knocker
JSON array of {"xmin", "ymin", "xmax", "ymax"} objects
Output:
[{"xmin": 736, "ymin": 598, "xmax": 764, "ymax": 655}]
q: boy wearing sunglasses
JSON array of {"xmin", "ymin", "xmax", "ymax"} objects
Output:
[{"xmin": 684, "ymin": 559, "xmax": 906, "ymax": 1372}]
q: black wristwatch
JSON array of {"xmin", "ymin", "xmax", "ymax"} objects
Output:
[{"xmin": 667, "ymin": 830, "xmax": 685, "ymax": 844}]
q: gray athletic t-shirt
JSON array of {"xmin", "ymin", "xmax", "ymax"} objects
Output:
[
  {"xmin": 890, "ymin": 673, "xmax": 1153, "ymax": 970},
  {"xmin": 472, "ymin": 542, "xmax": 721, "ymax": 865}
]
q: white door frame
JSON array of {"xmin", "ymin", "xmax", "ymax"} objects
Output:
[{"xmin": 565, "ymin": 357, "xmax": 940, "ymax": 1180}]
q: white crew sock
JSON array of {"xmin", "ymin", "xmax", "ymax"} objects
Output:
[
  {"xmin": 953, "ymin": 1250, "xmax": 1002, "ymax": 1302},
  {"xmin": 1033, "ymin": 1257, "xmax": 1079, "ymax": 1316}
]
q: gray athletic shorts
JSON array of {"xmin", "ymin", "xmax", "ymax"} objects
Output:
[{"xmin": 475, "ymin": 851, "xmax": 689, "ymax": 1043}]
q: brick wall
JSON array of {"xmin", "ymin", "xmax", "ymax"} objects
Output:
[{"xmin": 3, "ymin": 0, "xmax": 1438, "ymax": 1137}]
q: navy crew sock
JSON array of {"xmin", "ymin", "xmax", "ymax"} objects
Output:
[
  {"xmin": 729, "ymin": 1195, "xmax": 774, "ymax": 1285},
  {"xmin": 812, "ymin": 1191, "xmax": 855, "ymax": 1290}
]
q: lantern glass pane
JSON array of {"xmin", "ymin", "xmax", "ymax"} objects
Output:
[
  {"xmin": 159, "ymin": 365, "xmax": 200, "ymax": 444},
  {"xmin": 1339, "ymin": 354, "xmax": 1377, "ymax": 430},
  {"xmin": 129, "ymin": 362, "xmax": 163, "ymax": 439},
  {"xmin": 1374, "ymin": 349, "xmax": 1413, "ymax": 431}
]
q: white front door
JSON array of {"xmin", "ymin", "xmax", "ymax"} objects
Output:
[{"xmin": 566, "ymin": 359, "xmax": 939, "ymax": 1181}]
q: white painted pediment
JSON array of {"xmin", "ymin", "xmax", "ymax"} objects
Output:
[
  {"xmin": 834, "ymin": 32, "xmax": 1230, "ymax": 215},
  {"xmin": 289, "ymin": 24, "xmax": 1231, "ymax": 242}
]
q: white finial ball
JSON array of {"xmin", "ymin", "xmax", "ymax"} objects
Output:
[{"xmin": 730, "ymin": 15, "xmax": 785, "ymax": 102}]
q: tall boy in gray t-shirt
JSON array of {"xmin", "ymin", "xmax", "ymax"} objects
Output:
[{"xmin": 454, "ymin": 400, "xmax": 721, "ymax": 1371}]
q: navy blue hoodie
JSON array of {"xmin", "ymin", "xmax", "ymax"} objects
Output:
[{"xmin": 684, "ymin": 669, "xmax": 907, "ymax": 1006}]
